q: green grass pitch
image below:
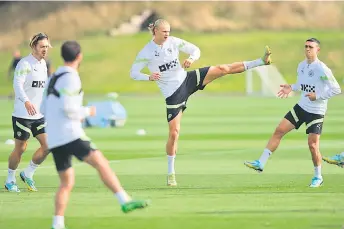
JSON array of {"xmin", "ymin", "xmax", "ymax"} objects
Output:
[{"xmin": 0, "ymin": 95, "xmax": 343, "ymax": 229}]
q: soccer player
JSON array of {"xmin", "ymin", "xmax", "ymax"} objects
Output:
[
  {"xmin": 244, "ymin": 38, "xmax": 341, "ymax": 188},
  {"xmin": 42, "ymin": 41, "xmax": 148, "ymax": 229},
  {"xmin": 5, "ymin": 32, "xmax": 51, "ymax": 192},
  {"xmin": 130, "ymin": 19, "xmax": 272, "ymax": 186},
  {"xmin": 323, "ymin": 152, "xmax": 344, "ymax": 167}
]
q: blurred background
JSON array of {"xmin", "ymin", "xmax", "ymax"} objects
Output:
[{"xmin": 0, "ymin": 0, "xmax": 343, "ymax": 96}]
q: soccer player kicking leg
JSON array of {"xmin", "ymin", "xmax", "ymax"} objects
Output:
[
  {"xmin": 130, "ymin": 19, "xmax": 272, "ymax": 186},
  {"xmin": 244, "ymin": 113, "xmax": 324, "ymax": 187},
  {"xmin": 52, "ymin": 147, "xmax": 148, "ymax": 229},
  {"xmin": 323, "ymin": 152, "xmax": 344, "ymax": 167},
  {"xmin": 166, "ymin": 47, "xmax": 272, "ymax": 186}
]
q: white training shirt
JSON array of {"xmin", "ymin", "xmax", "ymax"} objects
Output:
[
  {"xmin": 291, "ymin": 59, "xmax": 341, "ymax": 115},
  {"xmin": 41, "ymin": 66, "xmax": 91, "ymax": 149},
  {"xmin": 13, "ymin": 54, "xmax": 47, "ymax": 119},
  {"xmin": 130, "ymin": 36, "xmax": 201, "ymax": 98}
]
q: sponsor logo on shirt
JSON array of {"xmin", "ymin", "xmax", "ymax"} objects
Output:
[
  {"xmin": 159, "ymin": 59, "xmax": 178, "ymax": 72},
  {"xmin": 301, "ymin": 84, "xmax": 315, "ymax": 93},
  {"xmin": 32, "ymin": 80, "xmax": 45, "ymax": 88}
]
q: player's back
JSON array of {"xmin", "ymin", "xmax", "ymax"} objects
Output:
[
  {"xmin": 13, "ymin": 54, "xmax": 47, "ymax": 119},
  {"xmin": 43, "ymin": 66, "xmax": 85, "ymax": 149}
]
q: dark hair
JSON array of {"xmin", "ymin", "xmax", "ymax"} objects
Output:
[
  {"xmin": 29, "ymin": 32, "xmax": 49, "ymax": 48},
  {"xmin": 61, "ymin": 41, "xmax": 81, "ymax": 62},
  {"xmin": 306, "ymin": 38, "xmax": 320, "ymax": 45}
]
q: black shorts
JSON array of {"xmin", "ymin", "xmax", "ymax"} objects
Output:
[
  {"xmin": 50, "ymin": 138, "xmax": 97, "ymax": 172},
  {"xmin": 12, "ymin": 116, "xmax": 46, "ymax": 140},
  {"xmin": 284, "ymin": 104, "xmax": 324, "ymax": 135},
  {"xmin": 165, "ymin": 67, "xmax": 210, "ymax": 122}
]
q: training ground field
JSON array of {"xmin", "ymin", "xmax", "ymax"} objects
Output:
[{"xmin": 0, "ymin": 95, "xmax": 343, "ymax": 229}]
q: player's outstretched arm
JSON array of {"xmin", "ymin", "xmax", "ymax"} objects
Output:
[{"xmin": 277, "ymin": 84, "xmax": 293, "ymax": 98}]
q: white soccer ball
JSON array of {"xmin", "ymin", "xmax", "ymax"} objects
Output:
[
  {"xmin": 5, "ymin": 139, "xmax": 15, "ymax": 145},
  {"xmin": 136, "ymin": 129, "xmax": 146, "ymax": 136}
]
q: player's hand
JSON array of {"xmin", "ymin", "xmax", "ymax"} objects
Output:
[
  {"xmin": 277, "ymin": 84, "xmax": 292, "ymax": 98},
  {"xmin": 24, "ymin": 101, "xmax": 37, "ymax": 116},
  {"xmin": 89, "ymin": 106, "xmax": 96, "ymax": 116},
  {"xmin": 149, "ymin": 72, "xmax": 160, "ymax": 81},
  {"xmin": 305, "ymin": 92, "xmax": 316, "ymax": 101},
  {"xmin": 182, "ymin": 58, "xmax": 194, "ymax": 68}
]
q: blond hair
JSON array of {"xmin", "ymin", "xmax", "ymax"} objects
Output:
[
  {"xmin": 148, "ymin": 19, "xmax": 169, "ymax": 36},
  {"xmin": 29, "ymin": 32, "xmax": 52, "ymax": 48}
]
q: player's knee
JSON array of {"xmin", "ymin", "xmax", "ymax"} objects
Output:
[
  {"xmin": 13, "ymin": 144, "xmax": 26, "ymax": 155},
  {"xmin": 217, "ymin": 64, "xmax": 231, "ymax": 75},
  {"xmin": 60, "ymin": 178, "xmax": 75, "ymax": 190},
  {"xmin": 307, "ymin": 141, "xmax": 318, "ymax": 152},
  {"xmin": 169, "ymin": 128, "xmax": 180, "ymax": 142},
  {"xmin": 273, "ymin": 127, "xmax": 286, "ymax": 138}
]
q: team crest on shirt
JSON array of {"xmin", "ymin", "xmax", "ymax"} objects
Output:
[
  {"xmin": 154, "ymin": 51, "xmax": 159, "ymax": 57},
  {"xmin": 308, "ymin": 70, "xmax": 314, "ymax": 77},
  {"xmin": 167, "ymin": 48, "xmax": 172, "ymax": 55}
]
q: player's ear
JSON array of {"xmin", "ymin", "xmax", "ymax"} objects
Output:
[{"xmin": 76, "ymin": 53, "xmax": 83, "ymax": 62}]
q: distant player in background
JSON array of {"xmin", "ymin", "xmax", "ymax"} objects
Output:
[
  {"xmin": 7, "ymin": 50, "xmax": 22, "ymax": 99},
  {"xmin": 244, "ymin": 38, "xmax": 341, "ymax": 187},
  {"xmin": 5, "ymin": 32, "xmax": 51, "ymax": 192},
  {"xmin": 7, "ymin": 49, "xmax": 22, "ymax": 81},
  {"xmin": 130, "ymin": 19, "xmax": 272, "ymax": 186},
  {"xmin": 42, "ymin": 41, "xmax": 148, "ymax": 229}
]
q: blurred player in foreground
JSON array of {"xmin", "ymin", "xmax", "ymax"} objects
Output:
[{"xmin": 42, "ymin": 41, "xmax": 149, "ymax": 229}]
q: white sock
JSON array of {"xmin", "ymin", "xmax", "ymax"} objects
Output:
[
  {"xmin": 167, "ymin": 155, "xmax": 175, "ymax": 174},
  {"xmin": 52, "ymin": 215, "xmax": 65, "ymax": 229},
  {"xmin": 115, "ymin": 190, "xmax": 131, "ymax": 205},
  {"xmin": 6, "ymin": 169, "xmax": 16, "ymax": 183},
  {"xmin": 24, "ymin": 160, "xmax": 39, "ymax": 179},
  {"xmin": 259, "ymin": 148, "xmax": 272, "ymax": 166},
  {"xmin": 314, "ymin": 166, "xmax": 322, "ymax": 178},
  {"xmin": 243, "ymin": 58, "xmax": 264, "ymax": 70}
]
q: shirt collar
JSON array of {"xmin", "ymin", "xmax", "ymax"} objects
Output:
[
  {"xmin": 29, "ymin": 53, "xmax": 44, "ymax": 64},
  {"xmin": 56, "ymin": 66, "xmax": 78, "ymax": 75}
]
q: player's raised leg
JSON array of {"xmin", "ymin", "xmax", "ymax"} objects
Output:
[
  {"xmin": 202, "ymin": 46, "xmax": 271, "ymax": 86},
  {"xmin": 166, "ymin": 111, "xmax": 182, "ymax": 186},
  {"xmin": 20, "ymin": 132, "xmax": 49, "ymax": 192},
  {"xmin": 5, "ymin": 139, "xmax": 28, "ymax": 192},
  {"xmin": 83, "ymin": 149, "xmax": 149, "ymax": 213},
  {"xmin": 308, "ymin": 133, "xmax": 323, "ymax": 187},
  {"xmin": 323, "ymin": 152, "xmax": 344, "ymax": 167},
  {"xmin": 244, "ymin": 118, "xmax": 295, "ymax": 172}
]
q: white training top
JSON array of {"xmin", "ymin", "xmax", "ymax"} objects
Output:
[
  {"xmin": 41, "ymin": 66, "xmax": 91, "ymax": 149},
  {"xmin": 13, "ymin": 54, "xmax": 47, "ymax": 119},
  {"xmin": 291, "ymin": 58, "xmax": 341, "ymax": 115},
  {"xmin": 130, "ymin": 36, "xmax": 201, "ymax": 98}
]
